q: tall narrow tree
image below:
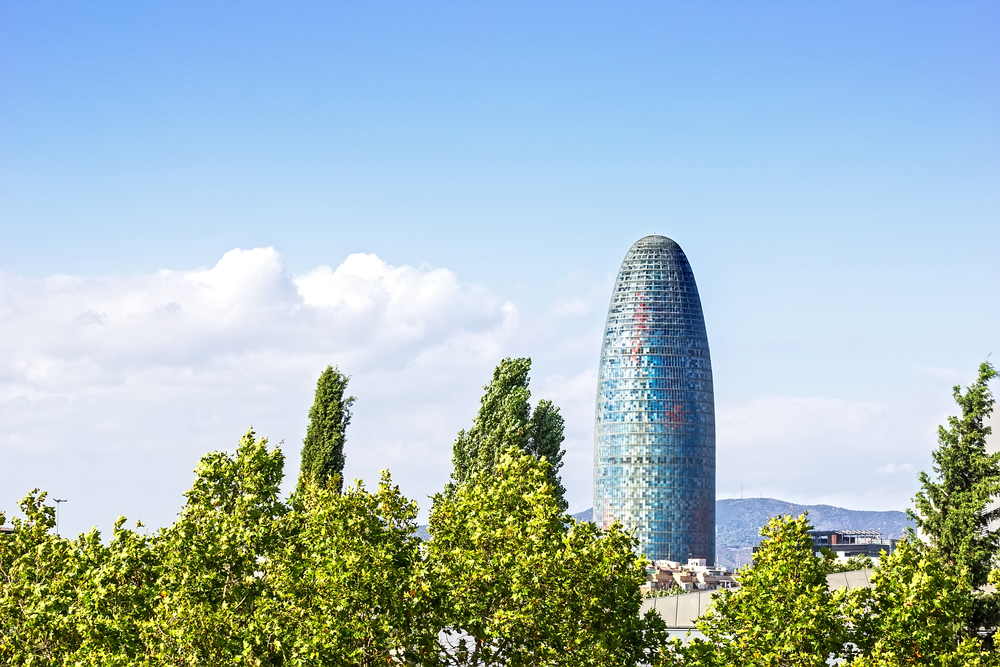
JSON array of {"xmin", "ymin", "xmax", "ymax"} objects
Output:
[
  {"xmin": 451, "ymin": 358, "xmax": 532, "ymax": 487},
  {"xmin": 527, "ymin": 398, "xmax": 568, "ymax": 513},
  {"xmin": 910, "ymin": 360, "xmax": 999, "ymax": 631},
  {"xmin": 450, "ymin": 357, "xmax": 568, "ymax": 511},
  {"xmin": 298, "ymin": 366, "xmax": 355, "ymax": 494}
]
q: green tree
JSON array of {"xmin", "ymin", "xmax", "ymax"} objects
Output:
[
  {"xmin": 298, "ymin": 365, "xmax": 355, "ymax": 494},
  {"xmin": 0, "ymin": 491, "xmax": 80, "ymax": 664},
  {"xmin": 3, "ymin": 423, "xmax": 676, "ymax": 665},
  {"xmin": 450, "ymin": 357, "xmax": 568, "ymax": 511},
  {"xmin": 527, "ymin": 398, "xmax": 568, "ymax": 513},
  {"xmin": 264, "ymin": 471, "xmax": 421, "ymax": 666},
  {"xmin": 0, "ymin": 492, "xmax": 158, "ymax": 666},
  {"xmin": 451, "ymin": 358, "xmax": 532, "ymax": 486},
  {"xmin": 693, "ymin": 513, "xmax": 851, "ymax": 667},
  {"xmin": 847, "ymin": 539, "xmax": 983, "ymax": 667},
  {"xmin": 145, "ymin": 430, "xmax": 290, "ymax": 665},
  {"xmin": 421, "ymin": 446, "xmax": 665, "ymax": 666},
  {"xmin": 909, "ymin": 361, "xmax": 999, "ymax": 631}
]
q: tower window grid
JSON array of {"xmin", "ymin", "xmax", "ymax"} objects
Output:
[{"xmin": 594, "ymin": 236, "xmax": 716, "ymax": 563}]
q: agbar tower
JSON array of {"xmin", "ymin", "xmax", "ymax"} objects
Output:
[{"xmin": 593, "ymin": 235, "xmax": 715, "ymax": 563}]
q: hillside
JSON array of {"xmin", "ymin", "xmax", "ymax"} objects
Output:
[{"xmin": 572, "ymin": 499, "xmax": 915, "ymax": 570}]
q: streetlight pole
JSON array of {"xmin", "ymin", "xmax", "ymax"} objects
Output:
[{"xmin": 54, "ymin": 499, "xmax": 67, "ymax": 536}]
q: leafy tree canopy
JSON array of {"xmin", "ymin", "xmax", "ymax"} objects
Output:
[
  {"xmin": 422, "ymin": 446, "xmax": 665, "ymax": 666},
  {"xmin": 6, "ymin": 360, "xmax": 1000, "ymax": 666},
  {"xmin": 847, "ymin": 538, "xmax": 981, "ymax": 667},
  {"xmin": 0, "ymin": 432, "xmax": 419, "ymax": 666},
  {"xmin": 1, "ymin": 432, "xmax": 649, "ymax": 666},
  {"xmin": 690, "ymin": 513, "xmax": 851, "ymax": 667}
]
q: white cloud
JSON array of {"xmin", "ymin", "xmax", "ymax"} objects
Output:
[
  {"xmin": 875, "ymin": 463, "xmax": 915, "ymax": 475},
  {"xmin": 0, "ymin": 248, "xmax": 603, "ymax": 535}
]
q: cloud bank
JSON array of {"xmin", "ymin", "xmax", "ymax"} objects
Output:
[
  {"xmin": 1, "ymin": 247, "xmax": 955, "ymax": 537},
  {"xmin": 0, "ymin": 248, "xmax": 605, "ymax": 534}
]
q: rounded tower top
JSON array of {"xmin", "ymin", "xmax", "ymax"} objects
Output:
[
  {"xmin": 625, "ymin": 234, "xmax": 683, "ymax": 261},
  {"xmin": 633, "ymin": 234, "xmax": 677, "ymax": 246}
]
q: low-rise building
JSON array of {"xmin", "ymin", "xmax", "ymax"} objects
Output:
[
  {"xmin": 641, "ymin": 557, "xmax": 739, "ymax": 595},
  {"xmin": 808, "ymin": 529, "xmax": 896, "ymax": 560}
]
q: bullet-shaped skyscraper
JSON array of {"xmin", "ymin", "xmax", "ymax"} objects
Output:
[{"xmin": 594, "ymin": 235, "xmax": 715, "ymax": 563}]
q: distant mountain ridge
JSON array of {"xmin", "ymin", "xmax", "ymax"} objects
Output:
[{"xmin": 573, "ymin": 499, "xmax": 915, "ymax": 570}]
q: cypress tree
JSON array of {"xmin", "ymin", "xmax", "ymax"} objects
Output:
[
  {"xmin": 298, "ymin": 365, "xmax": 355, "ymax": 494},
  {"xmin": 450, "ymin": 357, "xmax": 568, "ymax": 511}
]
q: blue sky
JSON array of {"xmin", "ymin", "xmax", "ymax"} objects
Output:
[{"xmin": 1, "ymin": 2, "xmax": 998, "ymax": 537}]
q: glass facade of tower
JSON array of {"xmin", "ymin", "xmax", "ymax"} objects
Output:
[{"xmin": 594, "ymin": 235, "xmax": 715, "ymax": 563}]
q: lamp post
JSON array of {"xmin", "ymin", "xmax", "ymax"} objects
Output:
[{"xmin": 54, "ymin": 499, "xmax": 67, "ymax": 536}]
